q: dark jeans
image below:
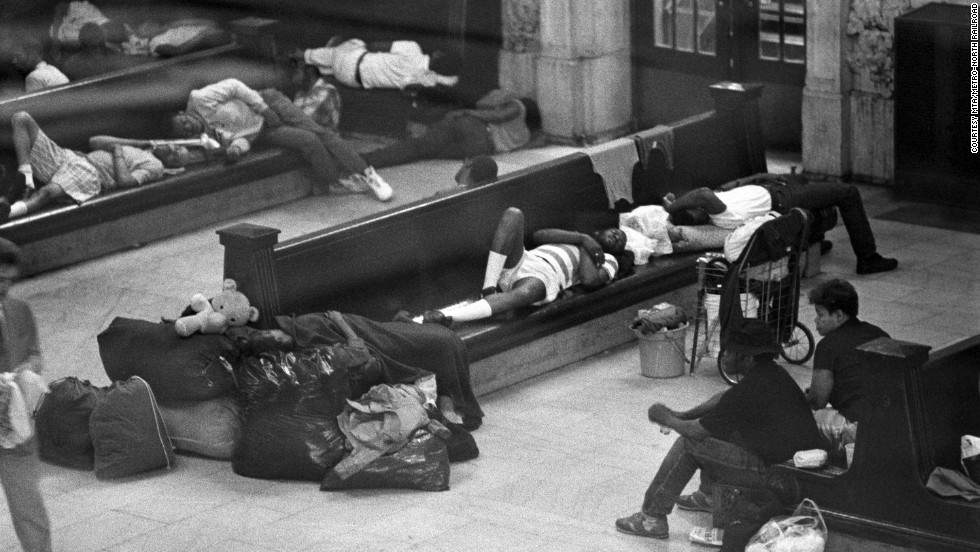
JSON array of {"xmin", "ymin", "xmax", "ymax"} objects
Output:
[
  {"xmin": 362, "ymin": 114, "xmax": 493, "ymax": 169},
  {"xmin": 641, "ymin": 435, "xmax": 767, "ymax": 517},
  {"xmin": 768, "ymin": 181, "xmax": 877, "ymax": 259},
  {"xmin": 258, "ymin": 89, "xmax": 367, "ymax": 186}
]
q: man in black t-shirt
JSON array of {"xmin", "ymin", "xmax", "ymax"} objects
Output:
[
  {"xmin": 806, "ymin": 279, "xmax": 889, "ymax": 454},
  {"xmin": 615, "ymin": 319, "xmax": 823, "ymax": 540}
]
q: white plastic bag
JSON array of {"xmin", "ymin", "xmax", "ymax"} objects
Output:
[
  {"xmin": 745, "ymin": 498, "xmax": 827, "ymax": 552},
  {"xmin": 0, "ymin": 374, "xmax": 33, "ymax": 449},
  {"xmin": 619, "ymin": 205, "xmax": 673, "ymax": 256}
]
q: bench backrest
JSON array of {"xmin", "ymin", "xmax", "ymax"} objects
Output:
[
  {"xmin": 220, "ymin": 81, "xmax": 768, "ymax": 329},
  {"xmin": 0, "ymin": 45, "xmax": 280, "ymax": 159}
]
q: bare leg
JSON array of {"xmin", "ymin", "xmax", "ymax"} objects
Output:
[
  {"xmin": 88, "ymin": 135, "xmax": 155, "ymax": 151},
  {"xmin": 11, "ymin": 111, "xmax": 41, "ymax": 168},
  {"xmin": 21, "ymin": 185, "xmax": 66, "ymax": 214}
]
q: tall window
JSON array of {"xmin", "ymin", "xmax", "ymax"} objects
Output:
[{"xmin": 634, "ymin": 0, "xmax": 805, "ymax": 85}]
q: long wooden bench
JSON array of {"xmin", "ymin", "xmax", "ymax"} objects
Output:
[
  {"xmin": 0, "ymin": 44, "xmax": 304, "ymax": 275},
  {"xmin": 771, "ymin": 336, "xmax": 980, "ymax": 552},
  {"xmin": 217, "ymin": 82, "xmax": 779, "ymax": 393}
]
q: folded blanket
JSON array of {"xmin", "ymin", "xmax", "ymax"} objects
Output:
[
  {"xmin": 586, "ymin": 137, "xmax": 640, "ymax": 208},
  {"xmin": 633, "ymin": 124, "xmax": 675, "ymax": 171}
]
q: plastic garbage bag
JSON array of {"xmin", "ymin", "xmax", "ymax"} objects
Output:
[
  {"xmin": 35, "ymin": 377, "xmax": 111, "ymax": 470},
  {"xmin": 320, "ymin": 427, "xmax": 451, "ymax": 492},
  {"xmin": 232, "ymin": 347, "xmax": 351, "ymax": 480},
  {"xmin": 745, "ymin": 499, "xmax": 827, "ymax": 552}
]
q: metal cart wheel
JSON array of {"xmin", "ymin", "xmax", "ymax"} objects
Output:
[
  {"xmin": 779, "ymin": 321, "xmax": 814, "ymax": 365},
  {"xmin": 716, "ymin": 346, "xmax": 743, "ymax": 386}
]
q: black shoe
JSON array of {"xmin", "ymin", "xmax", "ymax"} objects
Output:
[
  {"xmin": 856, "ymin": 254, "xmax": 898, "ymax": 275},
  {"xmin": 421, "ymin": 310, "xmax": 454, "ymax": 328},
  {"xmin": 480, "ymin": 286, "xmax": 497, "ymax": 298},
  {"xmin": 392, "ymin": 310, "xmax": 415, "ymax": 323},
  {"xmin": 820, "ymin": 240, "xmax": 833, "ymax": 255}
]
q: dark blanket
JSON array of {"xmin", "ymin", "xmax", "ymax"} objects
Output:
[{"xmin": 274, "ymin": 313, "xmax": 484, "ymax": 428}]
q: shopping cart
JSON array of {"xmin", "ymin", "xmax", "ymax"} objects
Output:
[{"xmin": 689, "ymin": 208, "xmax": 815, "ymax": 384}]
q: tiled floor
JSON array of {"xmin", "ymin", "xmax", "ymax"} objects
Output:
[{"xmin": 2, "ymin": 148, "xmax": 977, "ymax": 551}]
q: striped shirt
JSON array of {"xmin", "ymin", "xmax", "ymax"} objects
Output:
[{"xmin": 527, "ymin": 244, "xmax": 619, "ymax": 289}]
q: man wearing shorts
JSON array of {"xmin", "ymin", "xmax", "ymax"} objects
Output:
[
  {"xmin": 2, "ymin": 111, "xmax": 181, "ymax": 222},
  {"xmin": 405, "ymin": 207, "xmax": 626, "ymax": 326}
]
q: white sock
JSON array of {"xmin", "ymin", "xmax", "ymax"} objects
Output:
[
  {"xmin": 441, "ymin": 299, "xmax": 492, "ymax": 323},
  {"xmin": 9, "ymin": 201, "xmax": 28, "ymax": 218},
  {"xmin": 482, "ymin": 251, "xmax": 507, "ymax": 290},
  {"xmin": 18, "ymin": 165, "xmax": 34, "ymax": 189}
]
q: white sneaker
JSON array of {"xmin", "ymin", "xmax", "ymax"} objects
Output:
[
  {"xmin": 335, "ymin": 174, "xmax": 369, "ymax": 194},
  {"xmin": 363, "ymin": 166, "xmax": 393, "ymax": 202}
]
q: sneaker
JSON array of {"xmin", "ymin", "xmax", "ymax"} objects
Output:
[
  {"xmin": 615, "ymin": 512, "xmax": 669, "ymax": 539},
  {"xmin": 335, "ymin": 173, "xmax": 369, "ymax": 195},
  {"xmin": 676, "ymin": 491, "xmax": 713, "ymax": 513},
  {"xmin": 856, "ymin": 253, "xmax": 898, "ymax": 275},
  {"xmin": 363, "ymin": 167, "xmax": 393, "ymax": 202}
]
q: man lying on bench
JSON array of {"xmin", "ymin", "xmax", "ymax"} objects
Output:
[
  {"xmin": 170, "ymin": 78, "xmax": 393, "ymax": 201},
  {"xmin": 1, "ymin": 111, "xmax": 188, "ymax": 222},
  {"xmin": 399, "ymin": 207, "xmax": 632, "ymax": 327},
  {"xmin": 663, "ymin": 173, "xmax": 898, "ymax": 275},
  {"xmin": 294, "ymin": 36, "xmax": 461, "ymax": 90}
]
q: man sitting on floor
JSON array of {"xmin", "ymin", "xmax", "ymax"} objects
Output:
[
  {"xmin": 616, "ymin": 318, "xmax": 823, "ymax": 540},
  {"xmin": 227, "ymin": 310, "xmax": 484, "ymax": 431},
  {"xmin": 170, "ymin": 78, "xmax": 392, "ymax": 201},
  {"xmin": 1, "ymin": 111, "xmax": 187, "ymax": 221},
  {"xmin": 296, "ymin": 36, "xmax": 461, "ymax": 90},
  {"xmin": 663, "ymin": 173, "xmax": 898, "ymax": 275},
  {"xmin": 806, "ymin": 278, "xmax": 890, "ymax": 456},
  {"xmin": 402, "ymin": 206, "xmax": 630, "ymax": 326}
]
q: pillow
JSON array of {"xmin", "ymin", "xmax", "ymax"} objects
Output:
[
  {"xmin": 671, "ymin": 224, "xmax": 732, "ymax": 253},
  {"xmin": 97, "ymin": 317, "xmax": 238, "ymax": 402},
  {"xmin": 158, "ymin": 396, "xmax": 242, "ymax": 460},
  {"xmin": 90, "ymin": 376, "xmax": 175, "ymax": 479}
]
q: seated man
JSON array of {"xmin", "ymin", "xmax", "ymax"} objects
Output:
[
  {"xmin": 362, "ymin": 89, "xmax": 542, "ymax": 169},
  {"xmin": 403, "ymin": 206, "xmax": 629, "ymax": 326},
  {"xmin": 616, "ymin": 319, "xmax": 824, "ymax": 540},
  {"xmin": 297, "ymin": 37, "xmax": 460, "ymax": 90},
  {"xmin": 227, "ymin": 310, "xmax": 484, "ymax": 431},
  {"xmin": 50, "ymin": 1, "xmax": 128, "ymax": 54},
  {"xmin": 806, "ymin": 278, "xmax": 890, "ymax": 456},
  {"xmin": 663, "ymin": 173, "xmax": 898, "ymax": 275},
  {"xmin": 171, "ymin": 78, "xmax": 392, "ymax": 201},
  {"xmin": 1, "ymin": 111, "xmax": 187, "ymax": 221}
]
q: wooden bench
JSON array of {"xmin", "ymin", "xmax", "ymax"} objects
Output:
[
  {"xmin": 217, "ymin": 82, "xmax": 777, "ymax": 394},
  {"xmin": 0, "ymin": 44, "xmax": 307, "ymax": 275},
  {"xmin": 770, "ymin": 336, "xmax": 980, "ymax": 552}
]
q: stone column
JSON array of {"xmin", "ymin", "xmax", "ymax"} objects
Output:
[
  {"xmin": 801, "ymin": 0, "xmax": 852, "ymax": 178},
  {"xmin": 499, "ymin": 0, "xmax": 541, "ymax": 98},
  {"xmin": 535, "ymin": 0, "xmax": 632, "ymax": 144}
]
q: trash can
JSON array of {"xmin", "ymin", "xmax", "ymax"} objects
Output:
[{"xmin": 636, "ymin": 323, "xmax": 688, "ymax": 379}]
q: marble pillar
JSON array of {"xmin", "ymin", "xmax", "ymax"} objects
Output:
[{"xmin": 801, "ymin": 0, "xmax": 852, "ymax": 178}]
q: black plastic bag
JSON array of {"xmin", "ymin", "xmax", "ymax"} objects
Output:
[
  {"xmin": 232, "ymin": 347, "xmax": 350, "ymax": 480},
  {"xmin": 34, "ymin": 377, "xmax": 111, "ymax": 470},
  {"xmin": 320, "ymin": 428, "xmax": 450, "ymax": 492}
]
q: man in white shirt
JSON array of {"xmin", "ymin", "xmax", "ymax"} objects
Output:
[
  {"xmin": 663, "ymin": 174, "xmax": 898, "ymax": 275},
  {"xmin": 298, "ymin": 37, "xmax": 460, "ymax": 90}
]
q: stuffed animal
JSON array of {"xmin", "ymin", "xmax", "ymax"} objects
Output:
[{"xmin": 174, "ymin": 279, "xmax": 259, "ymax": 337}]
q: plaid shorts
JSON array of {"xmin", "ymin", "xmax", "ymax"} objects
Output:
[{"xmin": 30, "ymin": 129, "xmax": 102, "ymax": 203}]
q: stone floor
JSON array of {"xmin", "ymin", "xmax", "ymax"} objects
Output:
[{"xmin": 2, "ymin": 147, "xmax": 977, "ymax": 551}]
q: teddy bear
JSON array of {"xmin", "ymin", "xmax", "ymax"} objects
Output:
[{"xmin": 174, "ymin": 279, "xmax": 259, "ymax": 337}]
